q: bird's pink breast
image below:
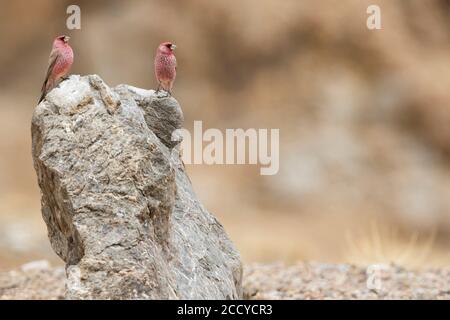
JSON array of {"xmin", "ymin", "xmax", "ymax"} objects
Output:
[
  {"xmin": 54, "ymin": 45, "xmax": 74, "ymax": 78},
  {"xmin": 155, "ymin": 53, "xmax": 176, "ymax": 81}
]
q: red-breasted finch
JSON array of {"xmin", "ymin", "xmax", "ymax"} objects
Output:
[
  {"xmin": 39, "ymin": 35, "xmax": 74, "ymax": 103},
  {"xmin": 154, "ymin": 42, "xmax": 177, "ymax": 96}
]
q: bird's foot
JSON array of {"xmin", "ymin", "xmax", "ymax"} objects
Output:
[{"xmin": 155, "ymin": 89, "xmax": 172, "ymax": 98}]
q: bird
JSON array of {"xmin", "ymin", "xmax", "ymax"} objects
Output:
[
  {"xmin": 38, "ymin": 35, "xmax": 74, "ymax": 103},
  {"xmin": 154, "ymin": 42, "xmax": 177, "ymax": 96}
]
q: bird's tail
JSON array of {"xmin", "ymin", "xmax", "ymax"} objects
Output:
[
  {"xmin": 38, "ymin": 79, "xmax": 50, "ymax": 104},
  {"xmin": 38, "ymin": 91, "xmax": 46, "ymax": 104}
]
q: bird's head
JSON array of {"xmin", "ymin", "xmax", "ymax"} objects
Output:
[
  {"xmin": 158, "ymin": 42, "xmax": 176, "ymax": 54},
  {"xmin": 55, "ymin": 35, "xmax": 70, "ymax": 45}
]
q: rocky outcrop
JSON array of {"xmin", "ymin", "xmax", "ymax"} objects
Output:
[{"xmin": 31, "ymin": 75, "xmax": 242, "ymax": 299}]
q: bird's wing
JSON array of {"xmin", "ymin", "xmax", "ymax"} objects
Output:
[{"xmin": 39, "ymin": 50, "xmax": 59, "ymax": 103}]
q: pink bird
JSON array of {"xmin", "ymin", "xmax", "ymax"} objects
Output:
[
  {"xmin": 154, "ymin": 42, "xmax": 177, "ymax": 96},
  {"xmin": 38, "ymin": 35, "xmax": 74, "ymax": 103}
]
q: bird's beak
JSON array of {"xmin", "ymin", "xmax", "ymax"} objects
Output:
[
  {"xmin": 170, "ymin": 44, "xmax": 177, "ymax": 50},
  {"xmin": 64, "ymin": 36, "xmax": 70, "ymax": 43}
]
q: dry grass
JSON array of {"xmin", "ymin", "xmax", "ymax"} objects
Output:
[
  {"xmin": 218, "ymin": 209, "xmax": 450, "ymax": 268},
  {"xmin": 344, "ymin": 219, "xmax": 450, "ymax": 268}
]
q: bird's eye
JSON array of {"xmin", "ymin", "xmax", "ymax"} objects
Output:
[{"xmin": 166, "ymin": 43, "xmax": 172, "ymax": 48}]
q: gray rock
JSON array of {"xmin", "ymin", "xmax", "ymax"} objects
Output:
[{"xmin": 31, "ymin": 75, "xmax": 242, "ymax": 299}]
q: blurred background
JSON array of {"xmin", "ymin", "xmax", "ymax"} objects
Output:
[{"xmin": 0, "ymin": 0, "xmax": 450, "ymax": 270}]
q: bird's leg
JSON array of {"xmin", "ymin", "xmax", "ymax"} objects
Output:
[
  {"xmin": 156, "ymin": 83, "xmax": 161, "ymax": 93},
  {"xmin": 56, "ymin": 76, "xmax": 69, "ymax": 88}
]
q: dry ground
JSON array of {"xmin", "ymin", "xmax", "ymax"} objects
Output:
[{"xmin": 1, "ymin": 261, "xmax": 448, "ymax": 300}]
